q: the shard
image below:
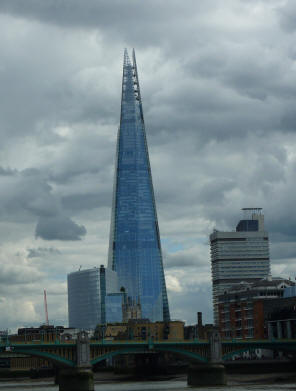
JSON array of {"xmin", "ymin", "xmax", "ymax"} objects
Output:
[{"xmin": 108, "ymin": 49, "xmax": 170, "ymax": 322}]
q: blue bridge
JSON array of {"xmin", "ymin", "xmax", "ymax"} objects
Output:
[
  {"xmin": 1, "ymin": 334, "xmax": 296, "ymax": 367},
  {"xmin": 1, "ymin": 332, "xmax": 296, "ymax": 390}
]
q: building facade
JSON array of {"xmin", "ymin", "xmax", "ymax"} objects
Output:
[
  {"xmin": 184, "ymin": 312, "xmax": 215, "ymax": 340},
  {"xmin": 217, "ymin": 277, "xmax": 295, "ymax": 339},
  {"xmin": 283, "ymin": 285, "xmax": 296, "ymax": 298},
  {"xmin": 67, "ymin": 266, "xmax": 118, "ymax": 329},
  {"xmin": 267, "ymin": 297, "xmax": 296, "ymax": 339},
  {"xmin": 107, "ymin": 49, "xmax": 170, "ymax": 322},
  {"xmin": 210, "ymin": 208, "xmax": 270, "ymax": 324},
  {"xmin": 100, "ymin": 320, "xmax": 184, "ymax": 341}
]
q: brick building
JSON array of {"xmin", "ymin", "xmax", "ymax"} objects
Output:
[
  {"xmin": 218, "ymin": 277, "xmax": 296, "ymax": 339},
  {"xmin": 96, "ymin": 320, "xmax": 184, "ymax": 341}
]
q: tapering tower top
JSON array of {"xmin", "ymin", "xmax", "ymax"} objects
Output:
[
  {"xmin": 121, "ymin": 49, "xmax": 144, "ymax": 123},
  {"xmin": 107, "ymin": 49, "xmax": 170, "ymax": 322},
  {"xmin": 131, "ymin": 49, "xmax": 143, "ymax": 112},
  {"xmin": 123, "ymin": 48, "xmax": 131, "ymax": 67}
]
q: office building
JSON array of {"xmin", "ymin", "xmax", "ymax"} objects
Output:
[
  {"xmin": 67, "ymin": 266, "xmax": 118, "ymax": 329},
  {"xmin": 107, "ymin": 49, "xmax": 170, "ymax": 322},
  {"xmin": 210, "ymin": 208, "xmax": 270, "ymax": 325}
]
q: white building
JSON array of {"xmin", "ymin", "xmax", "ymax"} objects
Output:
[
  {"xmin": 67, "ymin": 265, "xmax": 118, "ymax": 330},
  {"xmin": 210, "ymin": 208, "xmax": 270, "ymax": 325}
]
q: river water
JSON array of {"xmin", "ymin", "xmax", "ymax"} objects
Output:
[{"xmin": 0, "ymin": 379, "xmax": 295, "ymax": 391}]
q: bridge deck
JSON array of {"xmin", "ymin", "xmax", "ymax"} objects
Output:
[{"xmin": 1, "ymin": 339, "xmax": 296, "ymax": 367}]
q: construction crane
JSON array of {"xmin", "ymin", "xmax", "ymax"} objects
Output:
[{"xmin": 44, "ymin": 289, "xmax": 49, "ymax": 326}]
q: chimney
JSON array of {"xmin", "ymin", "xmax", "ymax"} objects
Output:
[{"xmin": 197, "ymin": 312, "xmax": 202, "ymax": 327}]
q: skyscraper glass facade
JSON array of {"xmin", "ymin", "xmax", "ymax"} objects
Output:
[
  {"xmin": 67, "ymin": 266, "xmax": 118, "ymax": 329},
  {"xmin": 108, "ymin": 49, "xmax": 170, "ymax": 322},
  {"xmin": 68, "ymin": 268, "xmax": 101, "ymax": 330},
  {"xmin": 105, "ymin": 293, "xmax": 124, "ymax": 323}
]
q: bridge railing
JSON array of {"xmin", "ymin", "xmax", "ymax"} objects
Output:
[
  {"xmin": 89, "ymin": 338, "xmax": 209, "ymax": 344},
  {"xmin": 2, "ymin": 337, "xmax": 296, "ymax": 348}
]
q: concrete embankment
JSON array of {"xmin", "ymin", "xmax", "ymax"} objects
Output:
[{"xmin": 225, "ymin": 359, "xmax": 296, "ymax": 374}]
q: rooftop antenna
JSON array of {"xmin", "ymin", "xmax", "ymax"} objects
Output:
[{"xmin": 44, "ymin": 289, "xmax": 49, "ymax": 326}]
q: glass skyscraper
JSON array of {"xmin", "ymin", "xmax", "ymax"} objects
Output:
[{"xmin": 108, "ymin": 49, "xmax": 170, "ymax": 322}]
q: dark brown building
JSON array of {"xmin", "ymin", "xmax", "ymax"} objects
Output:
[{"xmin": 184, "ymin": 312, "xmax": 215, "ymax": 340}]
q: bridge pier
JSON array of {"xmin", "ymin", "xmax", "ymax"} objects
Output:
[
  {"xmin": 58, "ymin": 368, "xmax": 94, "ymax": 391},
  {"xmin": 58, "ymin": 331, "xmax": 94, "ymax": 391},
  {"xmin": 187, "ymin": 330, "xmax": 227, "ymax": 386},
  {"xmin": 188, "ymin": 363, "xmax": 226, "ymax": 386}
]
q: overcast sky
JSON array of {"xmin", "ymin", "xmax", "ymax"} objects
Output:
[{"xmin": 1, "ymin": 0, "xmax": 296, "ymax": 331}]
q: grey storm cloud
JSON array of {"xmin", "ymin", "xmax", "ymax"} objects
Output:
[
  {"xmin": 164, "ymin": 254, "xmax": 196, "ymax": 269},
  {"xmin": 0, "ymin": 167, "xmax": 16, "ymax": 176},
  {"xmin": 198, "ymin": 179, "xmax": 236, "ymax": 205},
  {"xmin": 0, "ymin": 166, "xmax": 87, "ymax": 241},
  {"xmin": 35, "ymin": 216, "xmax": 86, "ymax": 241},
  {"xmin": 163, "ymin": 248, "xmax": 208, "ymax": 270},
  {"xmin": 278, "ymin": 0, "xmax": 296, "ymax": 32},
  {"xmin": 0, "ymin": 264, "xmax": 42, "ymax": 286},
  {"xmin": 0, "ymin": 167, "xmax": 58, "ymax": 220},
  {"xmin": 61, "ymin": 193, "xmax": 101, "ymax": 212},
  {"xmin": 1, "ymin": 0, "xmax": 296, "ymax": 328},
  {"xmin": 27, "ymin": 247, "xmax": 61, "ymax": 258},
  {"xmin": 0, "ymin": 0, "xmax": 206, "ymax": 31}
]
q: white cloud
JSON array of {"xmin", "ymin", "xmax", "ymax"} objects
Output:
[{"xmin": 166, "ymin": 275, "xmax": 183, "ymax": 293}]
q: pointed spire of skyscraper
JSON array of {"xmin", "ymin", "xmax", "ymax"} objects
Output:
[
  {"xmin": 123, "ymin": 48, "xmax": 130, "ymax": 65},
  {"xmin": 108, "ymin": 50, "xmax": 170, "ymax": 322}
]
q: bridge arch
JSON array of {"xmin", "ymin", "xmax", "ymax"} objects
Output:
[
  {"xmin": 154, "ymin": 346, "xmax": 208, "ymax": 363},
  {"xmin": 91, "ymin": 346, "xmax": 208, "ymax": 365},
  {"xmin": 11, "ymin": 347, "xmax": 75, "ymax": 367}
]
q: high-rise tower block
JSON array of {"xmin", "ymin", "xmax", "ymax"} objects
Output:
[{"xmin": 210, "ymin": 208, "xmax": 270, "ymax": 325}]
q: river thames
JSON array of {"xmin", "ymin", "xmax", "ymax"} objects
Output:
[{"xmin": 0, "ymin": 378, "xmax": 296, "ymax": 391}]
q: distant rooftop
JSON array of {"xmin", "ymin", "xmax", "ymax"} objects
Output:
[
  {"xmin": 224, "ymin": 277, "xmax": 295, "ymax": 294},
  {"xmin": 242, "ymin": 208, "xmax": 262, "ymax": 211}
]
